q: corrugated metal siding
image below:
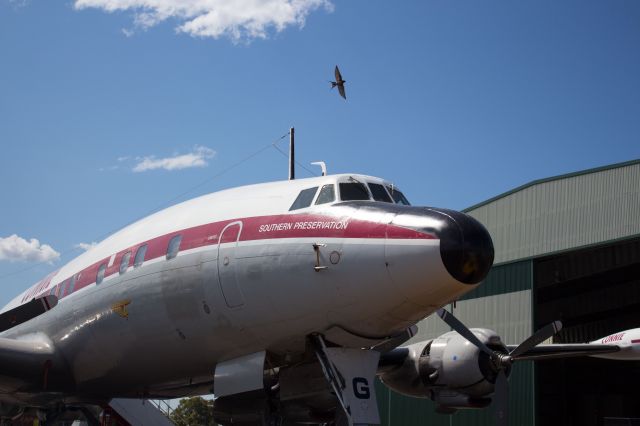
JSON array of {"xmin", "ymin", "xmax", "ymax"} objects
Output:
[
  {"xmin": 410, "ymin": 289, "xmax": 533, "ymax": 346},
  {"xmin": 461, "ymin": 260, "xmax": 532, "ymax": 300},
  {"xmin": 454, "ymin": 290, "xmax": 532, "ymax": 344},
  {"xmin": 377, "ymin": 363, "xmax": 534, "ymax": 426},
  {"xmin": 407, "ymin": 306, "xmax": 452, "ymax": 344},
  {"xmin": 467, "ymin": 162, "xmax": 640, "ymax": 264}
]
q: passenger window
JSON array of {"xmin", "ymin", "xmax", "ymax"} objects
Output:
[
  {"xmin": 386, "ymin": 186, "xmax": 411, "ymax": 205},
  {"xmin": 339, "ymin": 182, "xmax": 370, "ymax": 201},
  {"xmin": 60, "ymin": 280, "xmax": 69, "ymax": 297},
  {"xmin": 368, "ymin": 183, "xmax": 393, "ymax": 203},
  {"xmin": 289, "ymin": 187, "xmax": 318, "ymax": 210},
  {"xmin": 96, "ymin": 264, "xmax": 107, "ymax": 285},
  {"xmin": 120, "ymin": 251, "xmax": 131, "ymax": 275},
  {"xmin": 166, "ymin": 235, "xmax": 182, "ymax": 260},
  {"xmin": 69, "ymin": 274, "xmax": 77, "ymax": 293},
  {"xmin": 134, "ymin": 244, "xmax": 148, "ymax": 268},
  {"xmin": 315, "ymin": 184, "xmax": 336, "ymax": 205}
]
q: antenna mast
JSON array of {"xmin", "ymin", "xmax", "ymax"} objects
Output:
[{"xmin": 289, "ymin": 127, "xmax": 295, "ymax": 180}]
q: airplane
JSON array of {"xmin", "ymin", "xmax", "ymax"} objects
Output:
[{"xmin": 1, "ymin": 172, "xmax": 638, "ymax": 425}]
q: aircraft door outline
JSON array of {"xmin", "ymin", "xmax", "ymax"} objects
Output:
[{"xmin": 217, "ymin": 221, "xmax": 245, "ymax": 308}]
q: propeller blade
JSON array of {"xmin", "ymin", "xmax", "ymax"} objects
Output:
[
  {"xmin": 510, "ymin": 321, "xmax": 562, "ymax": 359},
  {"xmin": 437, "ymin": 308, "xmax": 494, "ymax": 357},
  {"xmin": 494, "ymin": 369, "xmax": 509, "ymax": 426}
]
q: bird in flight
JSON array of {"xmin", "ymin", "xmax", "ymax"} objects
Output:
[{"xmin": 330, "ymin": 65, "xmax": 346, "ymax": 100}]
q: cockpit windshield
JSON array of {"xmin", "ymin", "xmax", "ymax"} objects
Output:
[
  {"xmin": 289, "ymin": 187, "xmax": 318, "ymax": 210},
  {"xmin": 339, "ymin": 182, "xmax": 370, "ymax": 201},
  {"xmin": 315, "ymin": 184, "xmax": 336, "ymax": 205},
  {"xmin": 386, "ymin": 185, "xmax": 411, "ymax": 205},
  {"xmin": 368, "ymin": 183, "xmax": 392, "ymax": 203},
  {"xmin": 289, "ymin": 178, "xmax": 411, "ymax": 209}
]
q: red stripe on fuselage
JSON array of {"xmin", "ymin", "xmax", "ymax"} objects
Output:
[
  {"xmin": 21, "ymin": 270, "xmax": 59, "ymax": 303},
  {"xmin": 26, "ymin": 213, "xmax": 435, "ymax": 303}
]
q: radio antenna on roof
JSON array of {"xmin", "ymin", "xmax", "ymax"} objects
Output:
[{"xmin": 288, "ymin": 127, "xmax": 295, "ymax": 180}]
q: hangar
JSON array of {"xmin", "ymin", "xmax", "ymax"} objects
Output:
[{"xmin": 376, "ymin": 159, "xmax": 640, "ymax": 426}]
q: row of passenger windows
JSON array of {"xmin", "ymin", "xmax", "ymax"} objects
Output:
[
  {"xmin": 44, "ymin": 231, "xmax": 179, "ymax": 296},
  {"xmin": 50, "ymin": 233, "xmax": 184, "ymax": 297},
  {"xmin": 91, "ymin": 235, "xmax": 182, "ymax": 286},
  {"xmin": 49, "ymin": 273, "xmax": 78, "ymax": 298},
  {"xmin": 289, "ymin": 181, "xmax": 410, "ymax": 211},
  {"xmin": 39, "ymin": 231, "xmax": 183, "ymax": 298},
  {"xmin": 47, "ymin": 234, "xmax": 185, "ymax": 296}
]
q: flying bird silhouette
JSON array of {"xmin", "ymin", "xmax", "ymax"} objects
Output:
[{"xmin": 330, "ymin": 65, "xmax": 346, "ymax": 100}]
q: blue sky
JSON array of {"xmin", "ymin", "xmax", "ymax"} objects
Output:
[{"xmin": 1, "ymin": 0, "xmax": 639, "ymax": 306}]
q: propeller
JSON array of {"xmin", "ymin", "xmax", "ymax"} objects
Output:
[
  {"xmin": 494, "ymin": 367, "xmax": 508, "ymax": 426},
  {"xmin": 437, "ymin": 308, "xmax": 562, "ymax": 426}
]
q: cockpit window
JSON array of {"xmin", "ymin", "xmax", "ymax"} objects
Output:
[
  {"xmin": 339, "ymin": 182, "xmax": 370, "ymax": 201},
  {"xmin": 289, "ymin": 187, "xmax": 318, "ymax": 210},
  {"xmin": 386, "ymin": 186, "xmax": 411, "ymax": 205},
  {"xmin": 315, "ymin": 184, "xmax": 335, "ymax": 205},
  {"xmin": 368, "ymin": 183, "xmax": 393, "ymax": 203}
]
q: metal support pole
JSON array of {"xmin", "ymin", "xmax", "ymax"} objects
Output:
[{"xmin": 289, "ymin": 127, "xmax": 295, "ymax": 180}]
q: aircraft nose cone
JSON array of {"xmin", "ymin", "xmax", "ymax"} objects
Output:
[
  {"xmin": 435, "ymin": 209, "xmax": 494, "ymax": 284},
  {"xmin": 388, "ymin": 206, "xmax": 494, "ymax": 284}
]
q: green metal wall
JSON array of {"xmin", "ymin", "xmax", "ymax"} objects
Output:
[{"xmin": 460, "ymin": 260, "xmax": 532, "ymax": 300}]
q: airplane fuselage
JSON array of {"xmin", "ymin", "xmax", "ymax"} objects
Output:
[{"xmin": 0, "ymin": 174, "xmax": 493, "ymax": 406}]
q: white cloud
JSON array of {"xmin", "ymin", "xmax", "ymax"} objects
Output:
[
  {"xmin": 73, "ymin": 0, "xmax": 333, "ymax": 42},
  {"xmin": 7, "ymin": 0, "xmax": 30, "ymax": 8},
  {"xmin": 133, "ymin": 145, "xmax": 216, "ymax": 172},
  {"xmin": 0, "ymin": 234, "xmax": 60, "ymax": 264},
  {"xmin": 75, "ymin": 242, "xmax": 98, "ymax": 251}
]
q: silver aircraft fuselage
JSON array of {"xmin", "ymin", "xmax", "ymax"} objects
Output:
[{"xmin": 0, "ymin": 174, "xmax": 493, "ymax": 407}]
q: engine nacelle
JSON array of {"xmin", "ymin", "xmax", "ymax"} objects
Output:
[{"xmin": 379, "ymin": 328, "xmax": 508, "ymax": 408}]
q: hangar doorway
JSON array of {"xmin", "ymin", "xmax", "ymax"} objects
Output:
[{"xmin": 534, "ymin": 237, "xmax": 640, "ymax": 426}]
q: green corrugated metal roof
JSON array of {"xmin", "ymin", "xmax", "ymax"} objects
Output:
[{"xmin": 463, "ymin": 158, "xmax": 640, "ymax": 213}]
